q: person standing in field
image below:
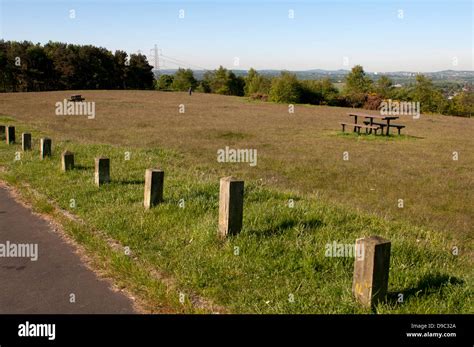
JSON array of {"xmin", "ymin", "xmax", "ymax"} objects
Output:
[{"xmin": 188, "ymin": 87, "xmax": 193, "ymax": 95}]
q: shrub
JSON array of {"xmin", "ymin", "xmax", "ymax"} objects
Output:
[
  {"xmin": 249, "ymin": 92, "xmax": 269, "ymax": 101},
  {"xmin": 269, "ymin": 72, "xmax": 301, "ymax": 103},
  {"xmin": 344, "ymin": 92, "xmax": 367, "ymax": 108},
  {"xmin": 363, "ymin": 93, "xmax": 383, "ymax": 110},
  {"xmin": 299, "ymin": 80, "xmax": 323, "ymax": 104},
  {"xmin": 171, "ymin": 68, "xmax": 197, "ymax": 91},
  {"xmin": 155, "ymin": 74, "xmax": 174, "ymax": 90}
]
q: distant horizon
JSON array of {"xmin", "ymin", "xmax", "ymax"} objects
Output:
[
  {"xmin": 155, "ymin": 67, "xmax": 474, "ymax": 73},
  {"xmin": 1, "ymin": 0, "xmax": 472, "ymax": 72}
]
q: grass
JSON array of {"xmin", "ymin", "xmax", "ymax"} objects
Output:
[
  {"xmin": 0, "ymin": 90, "xmax": 472, "ymax": 241},
  {"xmin": 0, "ymin": 118, "xmax": 472, "ymax": 314}
]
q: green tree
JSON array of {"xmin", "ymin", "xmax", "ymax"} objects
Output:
[
  {"xmin": 376, "ymin": 75, "xmax": 393, "ymax": 98},
  {"xmin": 209, "ymin": 66, "xmax": 230, "ymax": 94},
  {"xmin": 412, "ymin": 74, "xmax": 446, "ymax": 114},
  {"xmin": 155, "ymin": 74, "xmax": 174, "ymax": 90},
  {"xmin": 113, "ymin": 50, "xmax": 129, "ymax": 89},
  {"xmin": 203, "ymin": 66, "xmax": 244, "ymax": 96},
  {"xmin": 343, "ymin": 65, "xmax": 374, "ymax": 107},
  {"xmin": 0, "ymin": 40, "xmax": 159, "ymax": 91},
  {"xmin": 299, "ymin": 80, "xmax": 323, "ymax": 104},
  {"xmin": 245, "ymin": 68, "xmax": 271, "ymax": 96},
  {"xmin": 171, "ymin": 68, "xmax": 197, "ymax": 91},
  {"xmin": 126, "ymin": 53, "xmax": 154, "ymax": 89},
  {"xmin": 226, "ymin": 71, "xmax": 245, "ymax": 96},
  {"xmin": 24, "ymin": 45, "xmax": 55, "ymax": 91},
  {"xmin": 300, "ymin": 78, "xmax": 340, "ymax": 105},
  {"xmin": 197, "ymin": 79, "xmax": 212, "ymax": 93},
  {"xmin": 319, "ymin": 78, "xmax": 340, "ymax": 105},
  {"xmin": 269, "ymin": 72, "xmax": 301, "ymax": 103},
  {"xmin": 345, "ymin": 65, "xmax": 373, "ymax": 94},
  {"xmin": 244, "ymin": 68, "xmax": 258, "ymax": 95},
  {"xmin": 448, "ymin": 91, "xmax": 473, "ymax": 117}
]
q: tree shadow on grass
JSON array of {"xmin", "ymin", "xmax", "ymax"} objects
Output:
[
  {"xmin": 249, "ymin": 217, "xmax": 323, "ymax": 238},
  {"xmin": 387, "ymin": 273, "xmax": 464, "ymax": 305}
]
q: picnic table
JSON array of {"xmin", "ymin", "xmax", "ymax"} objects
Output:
[
  {"xmin": 69, "ymin": 94, "xmax": 85, "ymax": 102},
  {"xmin": 341, "ymin": 113, "xmax": 405, "ymax": 135}
]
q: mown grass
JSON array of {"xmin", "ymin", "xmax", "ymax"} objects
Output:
[
  {"xmin": 0, "ymin": 120, "xmax": 472, "ymax": 314},
  {"xmin": 1, "ymin": 90, "xmax": 472, "ymax": 239}
]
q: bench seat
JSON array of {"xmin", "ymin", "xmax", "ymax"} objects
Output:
[
  {"xmin": 69, "ymin": 95, "xmax": 85, "ymax": 102},
  {"xmin": 363, "ymin": 121, "xmax": 405, "ymax": 135},
  {"xmin": 340, "ymin": 122, "xmax": 380, "ymax": 134}
]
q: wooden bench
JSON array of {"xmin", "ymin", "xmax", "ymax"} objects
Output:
[
  {"xmin": 389, "ymin": 124, "xmax": 405, "ymax": 135},
  {"xmin": 340, "ymin": 122, "xmax": 380, "ymax": 135},
  {"xmin": 363, "ymin": 121, "xmax": 386, "ymax": 133},
  {"xmin": 69, "ymin": 94, "xmax": 85, "ymax": 102},
  {"xmin": 363, "ymin": 121, "xmax": 405, "ymax": 135}
]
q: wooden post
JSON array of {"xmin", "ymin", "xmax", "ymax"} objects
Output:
[
  {"xmin": 40, "ymin": 138, "xmax": 52, "ymax": 159},
  {"xmin": 22, "ymin": 133, "xmax": 31, "ymax": 151},
  {"xmin": 143, "ymin": 169, "xmax": 164, "ymax": 209},
  {"xmin": 6, "ymin": 126, "xmax": 15, "ymax": 144},
  {"xmin": 352, "ymin": 236, "xmax": 391, "ymax": 308},
  {"xmin": 94, "ymin": 157, "xmax": 110, "ymax": 186},
  {"xmin": 218, "ymin": 176, "xmax": 244, "ymax": 238},
  {"xmin": 61, "ymin": 151, "xmax": 74, "ymax": 172}
]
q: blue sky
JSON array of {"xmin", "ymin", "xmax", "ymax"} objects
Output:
[{"xmin": 1, "ymin": 0, "xmax": 472, "ymax": 72}]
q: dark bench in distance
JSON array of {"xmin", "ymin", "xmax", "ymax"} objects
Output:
[{"xmin": 69, "ymin": 94, "xmax": 85, "ymax": 102}]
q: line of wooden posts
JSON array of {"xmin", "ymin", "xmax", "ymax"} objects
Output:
[{"xmin": 2, "ymin": 124, "xmax": 392, "ymax": 309}]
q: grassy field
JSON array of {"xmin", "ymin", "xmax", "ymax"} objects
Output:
[{"xmin": 0, "ymin": 90, "xmax": 472, "ymax": 313}]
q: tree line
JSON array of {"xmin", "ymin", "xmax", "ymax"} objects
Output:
[
  {"xmin": 157, "ymin": 65, "xmax": 472, "ymax": 117},
  {"xmin": 1, "ymin": 40, "xmax": 471, "ymax": 117},
  {"xmin": 0, "ymin": 40, "xmax": 155, "ymax": 91}
]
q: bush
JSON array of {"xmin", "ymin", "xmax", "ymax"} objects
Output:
[
  {"xmin": 269, "ymin": 72, "xmax": 301, "ymax": 103},
  {"xmin": 299, "ymin": 80, "xmax": 323, "ymax": 104},
  {"xmin": 363, "ymin": 93, "xmax": 383, "ymax": 110},
  {"xmin": 155, "ymin": 74, "xmax": 174, "ymax": 90},
  {"xmin": 245, "ymin": 70, "xmax": 271, "ymax": 96},
  {"xmin": 448, "ymin": 91, "xmax": 474, "ymax": 117},
  {"xmin": 249, "ymin": 92, "xmax": 268, "ymax": 101},
  {"xmin": 344, "ymin": 92, "xmax": 367, "ymax": 108},
  {"xmin": 171, "ymin": 68, "xmax": 197, "ymax": 91}
]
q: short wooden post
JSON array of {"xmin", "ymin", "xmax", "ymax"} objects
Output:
[
  {"xmin": 352, "ymin": 236, "xmax": 391, "ymax": 308},
  {"xmin": 143, "ymin": 169, "xmax": 164, "ymax": 209},
  {"xmin": 40, "ymin": 138, "xmax": 52, "ymax": 159},
  {"xmin": 0, "ymin": 125, "xmax": 5, "ymax": 140},
  {"xmin": 218, "ymin": 177, "xmax": 244, "ymax": 238},
  {"xmin": 94, "ymin": 157, "xmax": 110, "ymax": 186},
  {"xmin": 22, "ymin": 133, "xmax": 31, "ymax": 151},
  {"xmin": 6, "ymin": 126, "xmax": 15, "ymax": 144},
  {"xmin": 61, "ymin": 151, "xmax": 74, "ymax": 172}
]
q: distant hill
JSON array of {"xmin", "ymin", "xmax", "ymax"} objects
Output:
[{"xmin": 155, "ymin": 69, "xmax": 474, "ymax": 85}]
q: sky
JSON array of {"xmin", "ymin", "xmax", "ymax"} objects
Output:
[{"xmin": 0, "ymin": 0, "xmax": 473, "ymax": 72}]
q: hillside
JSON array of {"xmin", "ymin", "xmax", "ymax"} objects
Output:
[{"xmin": 0, "ymin": 90, "xmax": 472, "ymax": 313}]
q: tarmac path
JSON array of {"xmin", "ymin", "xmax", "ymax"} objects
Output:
[{"xmin": 0, "ymin": 185, "xmax": 136, "ymax": 313}]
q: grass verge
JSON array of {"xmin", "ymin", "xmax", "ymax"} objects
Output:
[{"xmin": 0, "ymin": 120, "xmax": 472, "ymax": 314}]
